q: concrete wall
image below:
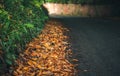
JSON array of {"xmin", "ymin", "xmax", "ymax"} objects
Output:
[{"xmin": 43, "ymin": 3, "xmax": 113, "ymax": 17}]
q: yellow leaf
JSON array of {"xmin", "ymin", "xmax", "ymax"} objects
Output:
[{"xmin": 23, "ymin": 67, "xmax": 29, "ymax": 71}]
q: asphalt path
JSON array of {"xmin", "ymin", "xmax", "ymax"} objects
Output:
[{"xmin": 51, "ymin": 18, "xmax": 120, "ymax": 76}]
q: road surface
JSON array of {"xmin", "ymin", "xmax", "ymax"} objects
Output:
[{"xmin": 51, "ymin": 17, "xmax": 120, "ymax": 76}]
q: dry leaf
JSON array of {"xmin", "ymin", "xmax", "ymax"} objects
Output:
[{"xmin": 12, "ymin": 20, "xmax": 77, "ymax": 76}]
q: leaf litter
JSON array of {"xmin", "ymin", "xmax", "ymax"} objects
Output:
[{"xmin": 11, "ymin": 20, "xmax": 78, "ymax": 76}]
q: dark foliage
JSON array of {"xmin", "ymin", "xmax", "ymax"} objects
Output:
[{"xmin": 0, "ymin": 0, "xmax": 48, "ymax": 67}]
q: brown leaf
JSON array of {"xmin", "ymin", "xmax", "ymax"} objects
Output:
[{"xmin": 11, "ymin": 20, "xmax": 76, "ymax": 76}]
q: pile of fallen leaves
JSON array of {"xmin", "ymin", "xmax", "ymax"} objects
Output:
[{"xmin": 11, "ymin": 20, "xmax": 77, "ymax": 76}]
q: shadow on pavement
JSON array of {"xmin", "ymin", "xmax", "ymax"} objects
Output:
[{"xmin": 50, "ymin": 17, "xmax": 120, "ymax": 76}]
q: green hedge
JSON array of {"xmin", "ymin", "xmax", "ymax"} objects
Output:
[{"xmin": 0, "ymin": 0, "xmax": 48, "ymax": 66}]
